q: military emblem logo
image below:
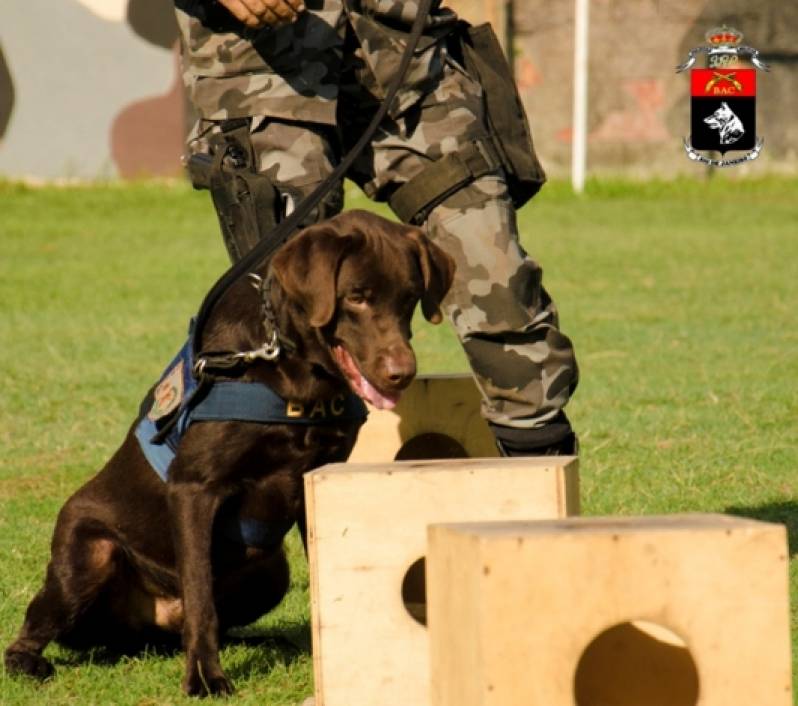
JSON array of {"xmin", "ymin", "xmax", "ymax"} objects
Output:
[
  {"xmin": 148, "ymin": 363, "xmax": 184, "ymax": 421},
  {"xmin": 677, "ymin": 26, "xmax": 768, "ymax": 166}
]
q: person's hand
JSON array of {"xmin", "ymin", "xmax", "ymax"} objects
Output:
[{"xmin": 216, "ymin": 0, "xmax": 306, "ymax": 28}]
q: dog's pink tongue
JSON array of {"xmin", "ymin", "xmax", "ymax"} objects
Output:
[
  {"xmin": 357, "ymin": 375, "xmax": 399, "ymax": 411},
  {"xmin": 332, "ymin": 345, "xmax": 399, "ymax": 410}
]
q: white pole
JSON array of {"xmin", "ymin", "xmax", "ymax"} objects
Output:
[{"xmin": 572, "ymin": 0, "xmax": 589, "ymax": 193}]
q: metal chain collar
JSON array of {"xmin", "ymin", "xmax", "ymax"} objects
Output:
[{"xmin": 193, "ymin": 272, "xmax": 295, "ymax": 377}]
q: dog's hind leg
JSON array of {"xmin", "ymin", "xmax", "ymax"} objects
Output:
[
  {"xmin": 215, "ymin": 546, "xmax": 290, "ymax": 630},
  {"xmin": 4, "ymin": 516, "xmax": 122, "ymax": 680}
]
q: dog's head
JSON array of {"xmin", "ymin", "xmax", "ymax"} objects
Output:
[
  {"xmin": 704, "ymin": 102, "xmax": 733, "ymax": 130},
  {"xmin": 271, "ymin": 210, "xmax": 455, "ymax": 409}
]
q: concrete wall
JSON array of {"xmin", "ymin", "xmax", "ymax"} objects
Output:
[{"xmin": 0, "ymin": 0, "xmax": 795, "ymax": 180}]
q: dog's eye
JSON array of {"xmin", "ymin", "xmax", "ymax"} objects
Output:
[{"xmin": 345, "ymin": 288, "xmax": 372, "ymax": 307}]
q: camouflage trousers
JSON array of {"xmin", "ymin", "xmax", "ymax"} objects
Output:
[{"xmin": 188, "ymin": 57, "xmax": 578, "ymax": 430}]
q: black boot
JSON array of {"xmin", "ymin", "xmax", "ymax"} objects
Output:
[{"xmin": 489, "ymin": 412, "xmax": 578, "ymax": 457}]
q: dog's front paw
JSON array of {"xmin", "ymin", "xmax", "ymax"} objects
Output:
[
  {"xmin": 183, "ymin": 657, "xmax": 233, "ymax": 698},
  {"xmin": 4, "ymin": 648, "xmax": 55, "ymax": 681}
]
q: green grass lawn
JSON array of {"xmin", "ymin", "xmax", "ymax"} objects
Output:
[{"xmin": 1, "ymin": 175, "xmax": 797, "ymax": 704}]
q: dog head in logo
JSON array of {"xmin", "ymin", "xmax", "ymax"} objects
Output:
[{"xmin": 704, "ymin": 101, "xmax": 745, "ymax": 145}]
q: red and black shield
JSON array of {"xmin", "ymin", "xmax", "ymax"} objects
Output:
[{"xmin": 690, "ymin": 68, "xmax": 756, "ymax": 153}]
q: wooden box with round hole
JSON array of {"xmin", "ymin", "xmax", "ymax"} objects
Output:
[
  {"xmin": 347, "ymin": 374, "xmax": 500, "ymax": 462},
  {"xmin": 304, "ymin": 457, "xmax": 579, "ymax": 706},
  {"xmin": 426, "ymin": 515, "xmax": 792, "ymax": 706}
]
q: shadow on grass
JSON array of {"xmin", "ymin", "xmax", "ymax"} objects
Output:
[
  {"xmin": 726, "ymin": 501, "xmax": 798, "ymax": 556},
  {"xmin": 226, "ymin": 618, "xmax": 311, "ymax": 653},
  {"xmin": 223, "ymin": 619, "xmax": 312, "ymax": 679},
  {"xmin": 53, "ymin": 637, "xmax": 180, "ymax": 668},
  {"xmin": 52, "ymin": 618, "xmax": 311, "ymax": 678}
]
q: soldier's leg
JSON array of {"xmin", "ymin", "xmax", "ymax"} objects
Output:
[
  {"xmin": 425, "ymin": 177, "xmax": 578, "ymax": 454},
  {"xmin": 185, "ymin": 117, "xmax": 343, "ymax": 261},
  {"xmin": 346, "ymin": 59, "xmax": 578, "ymax": 454}
]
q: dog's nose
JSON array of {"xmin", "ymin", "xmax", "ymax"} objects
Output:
[{"xmin": 381, "ymin": 347, "xmax": 416, "ymax": 391}]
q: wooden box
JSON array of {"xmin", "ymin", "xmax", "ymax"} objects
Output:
[
  {"xmin": 304, "ymin": 456, "xmax": 579, "ymax": 706},
  {"xmin": 348, "ymin": 374, "xmax": 499, "ymax": 462},
  {"xmin": 427, "ymin": 514, "xmax": 792, "ymax": 706}
]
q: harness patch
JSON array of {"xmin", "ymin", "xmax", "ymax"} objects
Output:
[{"xmin": 148, "ymin": 362, "xmax": 185, "ymax": 421}]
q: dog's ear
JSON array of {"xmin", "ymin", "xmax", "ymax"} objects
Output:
[
  {"xmin": 271, "ymin": 222, "xmax": 362, "ymax": 327},
  {"xmin": 406, "ymin": 228, "xmax": 456, "ymax": 324}
]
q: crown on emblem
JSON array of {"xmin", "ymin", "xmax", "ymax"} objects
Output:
[{"xmin": 705, "ymin": 25, "xmax": 743, "ymax": 46}]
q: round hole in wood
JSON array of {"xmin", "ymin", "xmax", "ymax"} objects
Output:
[
  {"xmin": 574, "ymin": 620, "xmax": 699, "ymax": 706},
  {"xmin": 401, "ymin": 556, "xmax": 427, "ymax": 626},
  {"xmin": 394, "ymin": 433, "xmax": 469, "ymax": 461}
]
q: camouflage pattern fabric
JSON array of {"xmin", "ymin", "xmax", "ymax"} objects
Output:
[
  {"xmin": 345, "ymin": 1, "xmax": 455, "ymax": 118},
  {"xmin": 177, "ymin": 1, "xmax": 578, "ymax": 430},
  {"xmin": 176, "ymin": 1, "xmax": 344, "ymax": 123},
  {"xmin": 175, "ymin": 0, "xmax": 450, "ymax": 123},
  {"xmin": 427, "ymin": 176, "xmax": 578, "ymax": 427}
]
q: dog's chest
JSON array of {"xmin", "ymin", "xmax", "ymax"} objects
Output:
[
  {"xmin": 259, "ymin": 421, "xmax": 359, "ymax": 476},
  {"xmin": 215, "ymin": 424, "xmax": 357, "ymax": 550}
]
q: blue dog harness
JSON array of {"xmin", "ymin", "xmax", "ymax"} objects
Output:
[{"xmin": 134, "ymin": 321, "xmax": 367, "ymax": 549}]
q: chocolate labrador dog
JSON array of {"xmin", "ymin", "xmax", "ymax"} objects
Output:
[{"xmin": 4, "ymin": 209, "xmax": 454, "ymax": 696}]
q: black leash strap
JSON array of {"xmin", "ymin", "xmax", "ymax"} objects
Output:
[{"xmin": 191, "ymin": 0, "xmax": 434, "ymax": 359}]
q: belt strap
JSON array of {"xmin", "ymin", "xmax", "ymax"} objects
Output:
[{"xmin": 389, "ymin": 139, "xmax": 502, "ymax": 224}]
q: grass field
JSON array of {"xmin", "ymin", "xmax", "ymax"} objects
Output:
[{"xmin": 1, "ymin": 175, "xmax": 797, "ymax": 704}]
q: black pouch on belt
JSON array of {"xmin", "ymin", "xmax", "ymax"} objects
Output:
[
  {"xmin": 458, "ymin": 21, "xmax": 547, "ymax": 207},
  {"xmin": 206, "ymin": 121, "xmax": 282, "ymax": 263}
]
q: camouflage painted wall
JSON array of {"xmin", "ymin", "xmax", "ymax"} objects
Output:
[
  {"xmin": 0, "ymin": 0, "xmax": 185, "ymax": 180},
  {"xmin": 0, "ymin": 0, "xmax": 795, "ymax": 180}
]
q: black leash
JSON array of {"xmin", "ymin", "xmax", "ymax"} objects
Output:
[{"xmin": 191, "ymin": 0, "xmax": 434, "ymax": 361}]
